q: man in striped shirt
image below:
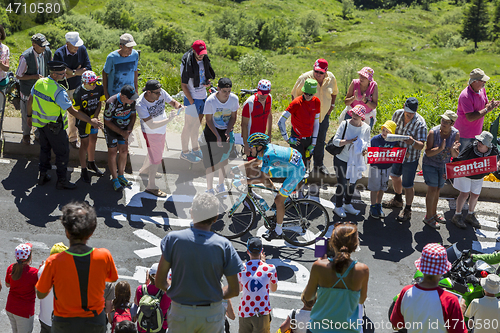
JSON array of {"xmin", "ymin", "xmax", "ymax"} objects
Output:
[{"xmin": 383, "ymin": 97, "xmax": 428, "ymax": 222}]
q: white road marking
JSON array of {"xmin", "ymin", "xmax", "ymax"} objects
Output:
[
  {"xmin": 272, "ymin": 308, "xmax": 291, "ymax": 319},
  {"xmin": 475, "ymin": 229, "xmax": 500, "ymax": 239},
  {"xmin": 270, "ymin": 293, "xmax": 302, "ymax": 300},
  {"xmin": 256, "ymin": 226, "xmax": 315, "ymax": 250},
  {"xmin": 125, "ymin": 183, "xmax": 194, "ymax": 208},
  {"xmin": 472, "ymin": 241, "xmax": 500, "ymax": 253},
  {"xmin": 130, "ymin": 214, "xmax": 192, "ymax": 227},
  {"xmin": 118, "ymin": 265, "xmax": 149, "ymax": 284},
  {"xmin": 267, "ymin": 258, "xmax": 310, "ymax": 293},
  {"xmin": 0, "ymin": 159, "xmax": 10, "ymax": 164},
  {"xmin": 133, "ymin": 230, "xmax": 162, "ymax": 259},
  {"xmin": 12, "ymin": 238, "xmax": 49, "ymax": 250}
]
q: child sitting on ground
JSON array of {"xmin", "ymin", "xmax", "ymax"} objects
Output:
[{"xmin": 368, "ymin": 120, "xmax": 397, "ymax": 219}]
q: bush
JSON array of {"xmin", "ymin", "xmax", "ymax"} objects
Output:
[
  {"xmin": 28, "ymin": 25, "xmax": 66, "ymax": 49},
  {"xmin": 238, "ymin": 52, "xmax": 275, "ymax": 85},
  {"xmin": 100, "ymin": 0, "xmax": 136, "ymax": 30},
  {"xmin": 213, "ymin": 10, "xmax": 258, "ymax": 47},
  {"xmin": 258, "ymin": 18, "xmax": 295, "ymax": 50},
  {"xmin": 342, "ymin": 0, "xmax": 355, "ymax": 19},
  {"xmin": 430, "ymin": 26, "xmax": 462, "ymax": 47},
  {"xmin": 300, "ymin": 11, "xmax": 322, "ymax": 41},
  {"xmin": 56, "ymin": 14, "xmax": 118, "ymax": 50},
  {"xmin": 144, "ymin": 23, "xmax": 187, "ymax": 53},
  {"xmin": 395, "ymin": 65, "xmax": 434, "ymax": 84}
]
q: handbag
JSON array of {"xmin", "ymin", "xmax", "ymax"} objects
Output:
[{"xmin": 326, "ymin": 120, "xmax": 348, "ymax": 156}]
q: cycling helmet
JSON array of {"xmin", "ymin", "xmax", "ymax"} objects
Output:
[
  {"xmin": 81, "ymin": 70, "xmax": 98, "ymax": 84},
  {"xmin": 247, "ymin": 133, "xmax": 270, "ymax": 148}
]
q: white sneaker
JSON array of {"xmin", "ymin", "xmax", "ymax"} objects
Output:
[
  {"xmin": 343, "ymin": 204, "xmax": 360, "ymax": 215},
  {"xmin": 333, "ymin": 206, "xmax": 347, "ymax": 218}
]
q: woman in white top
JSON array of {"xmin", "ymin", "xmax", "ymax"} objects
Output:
[
  {"xmin": 331, "ymin": 105, "xmax": 371, "ymax": 218},
  {"xmin": 0, "ymin": 24, "xmax": 10, "ymax": 92}
]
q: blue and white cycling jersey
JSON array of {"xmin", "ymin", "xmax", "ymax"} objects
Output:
[{"xmin": 258, "ymin": 144, "xmax": 306, "ymax": 197}]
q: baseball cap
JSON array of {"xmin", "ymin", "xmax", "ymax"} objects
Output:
[
  {"xmin": 404, "ymin": 97, "xmax": 419, "ymax": 113},
  {"xmin": 149, "ymin": 263, "xmax": 159, "ymax": 275},
  {"xmin": 313, "ymin": 59, "xmax": 328, "ymax": 73},
  {"xmin": 15, "ymin": 243, "xmax": 32, "ymax": 261},
  {"xmin": 81, "ymin": 71, "xmax": 99, "ymax": 84},
  {"xmin": 32, "ymin": 33, "xmax": 49, "ymax": 47},
  {"xmin": 440, "ymin": 110, "xmax": 458, "ymax": 122},
  {"xmin": 120, "ymin": 85, "xmax": 139, "ymax": 101},
  {"xmin": 414, "ymin": 243, "xmax": 451, "ymax": 275},
  {"xmin": 301, "ymin": 78, "xmax": 318, "ymax": 95},
  {"xmin": 469, "ymin": 68, "xmax": 490, "ymax": 85},
  {"xmin": 144, "ymin": 79, "xmax": 162, "ymax": 92},
  {"xmin": 192, "ymin": 40, "xmax": 207, "ymax": 55},
  {"xmin": 65, "ymin": 31, "xmax": 84, "ymax": 47},
  {"xmin": 120, "ymin": 33, "xmax": 136, "ymax": 47},
  {"xmin": 218, "ymin": 77, "xmax": 232, "ymax": 89},
  {"xmin": 247, "ymin": 237, "xmax": 263, "ymax": 253},
  {"xmin": 257, "ymin": 79, "xmax": 271, "ymax": 95}
]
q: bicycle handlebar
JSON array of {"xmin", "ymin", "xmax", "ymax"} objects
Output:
[{"xmin": 240, "ymin": 89, "xmax": 258, "ymax": 94}]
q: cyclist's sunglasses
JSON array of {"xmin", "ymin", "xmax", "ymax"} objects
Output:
[{"xmin": 303, "ymin": 93, "xmax": 313, "ymax": 97}]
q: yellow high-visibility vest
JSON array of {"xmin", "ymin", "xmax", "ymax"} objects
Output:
[{"xmin": 32, "ymin": 77, "xmax": 68, "ymax": 129}]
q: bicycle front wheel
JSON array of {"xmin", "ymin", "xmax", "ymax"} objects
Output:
[
  {"xmin": 212, "ymin": 191, "xmax": 256, "ymax": 239},
  {"xmin": 282, "ymin": 199, "xmax": 330, "ymax": 246}
]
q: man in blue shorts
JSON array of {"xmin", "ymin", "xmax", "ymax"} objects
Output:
[{"xmin": 234, "ymin": 133, "xmax": 306, "ymax": 241}]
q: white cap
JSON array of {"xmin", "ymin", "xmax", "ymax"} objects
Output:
[
  {"xmin": 149, "ymin": 263, "xmax": 159, "ymax": 275},
  {"xmin": 66, "ymin": 32, "xmax": 84, "ymax": 47}
]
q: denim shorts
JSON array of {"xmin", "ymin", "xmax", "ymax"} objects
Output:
[
  {"xmin": 184, "ymin": 97, "xmax": 206, "ymax": 117},
  {"xmin": 422, "ymin": 164, "xmax": 445, "ymax": 188},
  {"xmin": 390, "ymin": 159, "xmax": 419, "ymax": 189}
]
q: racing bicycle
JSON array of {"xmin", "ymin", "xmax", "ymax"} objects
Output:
[{"xmin": 211, "ymin": 171, "xmax": 330, "ymax": 246}]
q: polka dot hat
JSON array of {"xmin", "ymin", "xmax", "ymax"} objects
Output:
[{"xmin": 15, "ymin": 243, "xmax": 32, "ymax": 261}]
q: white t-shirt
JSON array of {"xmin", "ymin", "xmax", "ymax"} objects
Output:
[
  {"xmin": 0, "ymin": 43, "xmax": 9, "ymax": 81},
  {"xmin": 136, "ymin": 89, "xmax": 173, "ymax": 134},
  {"xmin": 289, "ymin": 309, "xmax": 311, "ymax": 333},
  {"xmin": 204, "ymin": 92, "xmax": 239, "ymax": 130},
  {"xmin": 38, "ymin": 263, "xmax": 54, "ymax": 326},
  {"xmin": 180, "ymin": 60, "xmax": 207, "ymax": 100},
  {"xmin": 237, "ymin": 259, "xmax": 277, "ymax": 318}
]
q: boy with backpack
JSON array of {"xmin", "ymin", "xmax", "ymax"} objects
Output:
[{"xmin": 134, "ymin": 263, "xmax": 170, "ymax": 333}]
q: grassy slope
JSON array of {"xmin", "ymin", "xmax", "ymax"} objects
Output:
[{"xmin": 6, "ymin": 0, "xmax": 500, "ymax": 140}]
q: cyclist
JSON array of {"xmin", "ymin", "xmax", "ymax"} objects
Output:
[{"xmin": 234, "ymin": 133, "xmax": 306, "ymax": 241}]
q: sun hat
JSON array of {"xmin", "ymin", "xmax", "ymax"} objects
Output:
[
  {"xmin": 469, "ymin": 68, "xmax": 490, "ymax": 85},
  {"xmin": 257, "ymin": 79, "xmax": 271, "ymax": 95},
  {"xmin": 192, "ymin": 40, "xmax": 207, "ymax": 55},
  {"xmin": 404, "ymin": 97, "xmax": 419, "ymax": 113},
  {"xmin": 81, "ymin": 71, "xmax": 99, "ymax": 85},
  {"xmin": 15, "ymin": 243, "xmax": 32, "ymax": 261},
  {"xmin": 440, "ymin": 110, "xmax": 458, "ymax": 122},
  {"xmin": 358, "ymin": 67, "xmax": 374, "ymax": 81},
  {"xmin": 381, "ymin": 120, "xmax": 397, "ymax": 134},
  {"xmin": 119, "ymin": 33, "xmax": 136, "ymax": 47},
  {"xmin": 313, "ymin": 59, "xmax": 328, "ymax": 73},
  {"xmin": 65, "ymin": 32, "xmax": 84, "ymax": 47},
  {"xmin": 475, "ymin": 131, "xmax": 493, "ymax": 148},
  {"xmin": 347, "ymin": 105, "xmax": 366, "ymax": 121},
  {"xmin": 247, "ymin": 237, "xmax": 263, "ymax": 253},
  {"xmin": 149, "ymin": 263, "xmax": 159, "ymax": 275},
  {"xmin": 301, "ymin": 78, "xmax": 318, "ymax": 95},
  {"xmin": 481, "ymin": 274, "xmax": 500, "ymax": 294},
  {"xmin": 414, "ymin": 243, "xmax": 451, "ymax": 275},
  {"xmin": 50, "ymin": 242, "xmax": 68, "ymax": 256}
]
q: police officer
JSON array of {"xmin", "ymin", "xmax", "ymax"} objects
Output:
[{"xmin": 27, "ymin": 61, "xmax": 103, "ymax": 190}]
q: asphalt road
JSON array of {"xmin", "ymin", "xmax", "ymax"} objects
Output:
[{"xmin": 0, "ymin": 155, "xmax": 499, "ymax": 332}]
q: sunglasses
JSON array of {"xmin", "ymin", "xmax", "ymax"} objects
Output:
[
  {"xmin": 303, "ymin": 93, "xmax": 313, "ymax": 97},
  {"xmin": 334, "ymin": 221, "xmax": 357, "ymax": 228},
  {"xmin": 314, "ymin": 70, "xmax": 325, "ymax": 75}
]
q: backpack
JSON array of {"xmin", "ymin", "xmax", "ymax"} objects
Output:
[
  {"xmin": 111, "ymin": 304, "xmax": 132, "ymax": 333},
  {"xmin": 137, "ymin": 285, "xmax": 164, "ymax": 333}
]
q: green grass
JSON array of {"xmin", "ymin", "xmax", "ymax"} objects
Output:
[{"xmin": 5, "ymin": 0, "xmax": 500, "ymax": 136}]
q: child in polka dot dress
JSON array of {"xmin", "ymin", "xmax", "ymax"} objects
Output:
[{"xmin": 238, "ymin": 237, "xmax": 278, "ymax": 333}]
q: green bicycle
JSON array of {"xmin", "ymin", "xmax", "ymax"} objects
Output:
[{"xmin": 211, "ymin": 174, "xmax": 330, "ymax": 246}]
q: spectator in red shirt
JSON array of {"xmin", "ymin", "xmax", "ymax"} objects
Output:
[
  {"xmin": 5, "ymin": 243, "xmax": 38, "ymax": 333},
  {"xmin": 241, "ymin": 79, "xmax": 273, "ymax": 161},
  {"xmin": 390, "ymin": 243, "xmax": 467, "ymax": 333},
  {"xmin": 278, "ymin": 78, "xmax": 320, "ymax": 172}
]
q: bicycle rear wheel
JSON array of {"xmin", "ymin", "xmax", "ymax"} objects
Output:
[
  {"xmin": 282, "ymin": 199, "xmax": 330, "ymax": 246},
  {"xmin": 212, "ymin": 191, "xmax": 256, "ymax": 239}
]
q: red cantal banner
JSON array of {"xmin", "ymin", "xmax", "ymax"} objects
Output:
[
  {"xmin": 367, "ymin": 147, "xmax": 407, "ymax": 164},
  {"xmin": 445, "ymin": 155, "xmax": 498, "ymax": 179}
]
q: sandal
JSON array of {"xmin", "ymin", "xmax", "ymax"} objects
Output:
[
  {"xmin": 423, "ymin": 215, "xmax": 440, "ymax": 230},
  {"xmin": 145, "ymin": 188, "xmax": 167, "ymax": 197},
  {"xmin": 434, "ymin": 213, "xmax": 446, "ymax": 224}
]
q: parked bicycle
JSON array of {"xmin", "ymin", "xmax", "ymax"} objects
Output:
[{"xmin": 211, "ymin": 169, "xmax": 330, "ymax": 246}]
